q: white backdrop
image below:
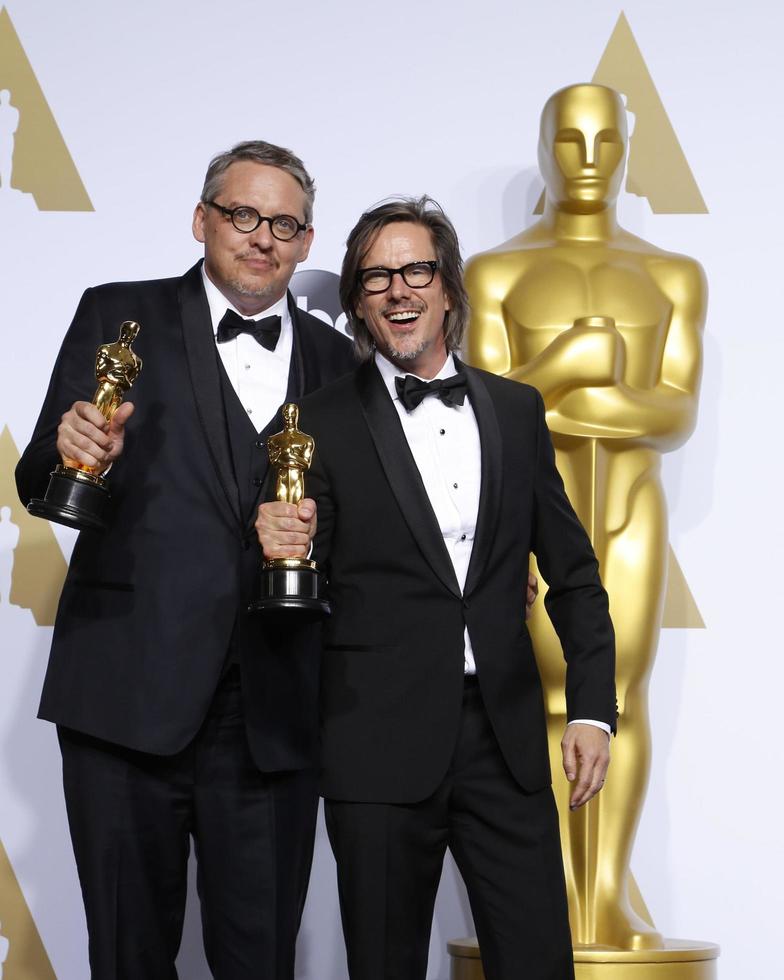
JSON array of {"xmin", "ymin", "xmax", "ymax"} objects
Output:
[{"xmin": 1, "ymin": 1, "xmax": 782, "ymax": 977}]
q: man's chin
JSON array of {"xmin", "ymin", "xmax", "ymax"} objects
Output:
[
  {"xmin": 228, "ymin": 278, "xmax": 277, "ymax": 301},
  {"xmin": 383, "ymin": 339, "xmax": 427, "ymax": 364}
]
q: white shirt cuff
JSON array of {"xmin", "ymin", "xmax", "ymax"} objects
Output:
[{"xmin": 568, "ymin": 719, "xmax": 611, "ymax": 736}]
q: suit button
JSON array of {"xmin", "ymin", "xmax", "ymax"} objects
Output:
[
  {"xmin": 253, "ymin": 477, "xmax": 263, "ymax": 487},
  {"xmin": 463, "ymin": 599, "xmax": 470, "ymax": 609},
  {"xmin": 255, "ymin": 440, "xmax": 264, "ymax": 449}
]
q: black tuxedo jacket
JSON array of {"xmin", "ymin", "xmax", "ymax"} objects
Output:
[
  {"xmin": 16, "ymin": 262, "xmax": 354, "ymax": 771},
  {"xmin": 298, "ymin": 359, "xmax": 616, "ymax": 803}
]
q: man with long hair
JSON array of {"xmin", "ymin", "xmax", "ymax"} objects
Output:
[{"xmin": 258, "ymin": 196, "xmax": 616, "ymax": 980}]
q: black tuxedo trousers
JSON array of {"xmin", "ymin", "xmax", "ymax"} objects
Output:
[
  {"xmin": 16, "ymin": 263, "xmax": 354, "ymax": 978},
  {"xmin": 325, "ymin": 677, "xmax": 575, "ymax": 980}
]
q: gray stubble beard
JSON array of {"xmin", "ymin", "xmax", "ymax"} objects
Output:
[
  {"xmin": 228, "ymin": 277, "xmax": 278, "ymax": 304},
  {"xmin": 381, "ymin": 338, "xmax": 429, "ymax": 366}
]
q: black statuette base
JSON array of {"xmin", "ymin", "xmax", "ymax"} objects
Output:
[
  {"xmin": 252, "ymin": 558, "xmax": 330, "ymax": 617},
  {"xmin": 27, "ymin": 465, "xmax": 111, "ymax": 532}
]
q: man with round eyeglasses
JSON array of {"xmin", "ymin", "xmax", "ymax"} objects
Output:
[
  {"xmin": 16, "ymin": 141, "xmax": 354, "ymax": 980},
  {"xmin": 202, "ymin": 201, "xmax": 309, "ymax": 241}
]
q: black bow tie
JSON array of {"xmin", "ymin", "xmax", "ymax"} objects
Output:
[
  {"xmin": 395, "ymin": 373, "xmax": 469, "ymax": 412},
  {"xmin": 217, "ymin": 309, "xmax": 282, "ymax": 352}
]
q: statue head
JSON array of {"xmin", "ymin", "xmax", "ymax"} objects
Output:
[
  {"xmin": 282, "ymin": 402, "xmax": 299, "ymax": 429},
  {"xmin": 119, "ymin": 320, "xmax": 140, "ymax": 345},
  {"xmin": 538, "ymin": 83, "xmax": 628, "ymax": 213}
]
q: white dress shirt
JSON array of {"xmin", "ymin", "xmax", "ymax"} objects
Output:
[
  {"xmin": 376, "ymin": 351, "xmax": 481, "ymax": 673},
  {"xmin": 202, "ymin": 265, "xmax": 293, "ymax": 432},
  {"xmin": 375, "ymin": 352, "xmax": 610, "ymax": 736}
]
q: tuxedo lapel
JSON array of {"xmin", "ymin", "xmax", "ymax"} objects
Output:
[
  {"xmin": 286, "ymin": 292, "xmax": 307, "ymax": 400},
  {"xmin": 177, "ymin": 263, "xmax": 242, "ymax": 527},
  {"xmin": 356, "ymin": 361, "xmax": 461, "ymax": 598},
  {"xmin": 461, "ymin": 361, "xmax": 503, "ymax": 597}
]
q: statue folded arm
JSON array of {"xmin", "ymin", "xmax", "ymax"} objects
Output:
[
  {"xmin": 465, "ymin": 257, "xmax": 627, "ymax": 398},
  {"xmin": 547, "ymin": 257, "xmax": 707, "ymax": 450}
]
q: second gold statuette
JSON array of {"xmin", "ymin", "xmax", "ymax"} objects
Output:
[{"xmin": 252, "ymin": 403, "xmax": 330, "ymax": 616}]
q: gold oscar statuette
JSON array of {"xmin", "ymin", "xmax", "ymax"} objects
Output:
[
  {"xmin": 252, "ymin": 402, "xmax": 330, "ymax": 616},
  {"xmin": 449, "ymin": 84, "xmax": 718, "ymax": 979},
  {"xmin": 28, "ymin": 320, "xmax": 143, "ymax": 532}
]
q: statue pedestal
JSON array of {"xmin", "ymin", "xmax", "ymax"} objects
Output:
[{"xmin": 447, "ymin": 937, "xmax": 720, "ymax": 980}]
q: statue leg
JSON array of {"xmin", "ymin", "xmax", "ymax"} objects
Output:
[
  {"xmin": 93, "ymin": 384, "xmax": 120, "ymax": 423},
  {"xmin": 534, "ymin": 463, "xmax": 666, "ymax": 949},
  {"xmin": 286, "ymin": 469, "xmax": 302, "ymax": 506},
  {"xmin": 274, "ymin": 470, "xmax": 303, "ymax": 506},
  {"xmin": 574, "ymin": 469, "xmax": 666, "ymax": 949},
  {"xmin": 275, "ymin": 473, "xmax": 289, "ymax": 504}
]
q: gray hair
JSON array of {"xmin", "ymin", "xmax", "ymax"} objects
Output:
[
  {"xmin": 200, "ymin": 140, "xmax": 316, "ymax": 224},
  {"xmin": 339, "ymin": 196, "xmax": 469, "ymax": 361}
]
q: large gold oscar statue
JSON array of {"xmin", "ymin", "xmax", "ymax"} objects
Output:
[{"xmin": 448, "ymin": 84, "xmax": 718, "ymax": 978}]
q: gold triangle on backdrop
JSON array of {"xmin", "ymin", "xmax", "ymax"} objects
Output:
[
  {"xmin": 592, "ymin": 11, "xmax": 707, "ymax": 214},
  {"xmin": 533, "ymin": 11, "xmax": 707, "ymax": 215},
  {"xmin": 662, "ymin": 544, "xmax": 705, "ymax": 629},
  {"xmin": 0, "ymin": 6, "xmax": 93, "ymax": 211},
  {"xmin": 0, "ymin": 426, "xmax": 67, "ymax": 626},
  {"xmin": 0, "ymin": 837, "xmax": 56, "ymax": 979}
]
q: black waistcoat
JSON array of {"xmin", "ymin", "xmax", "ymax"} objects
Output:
[{"xmin": 217, "ymin": 343, "xmax": 303, "ymax": 661}]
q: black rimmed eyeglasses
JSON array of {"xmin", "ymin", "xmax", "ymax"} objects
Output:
[
  {"xmin": 357, "ymin": 261, "xmax": 438, "ymax": 294},
  {"xmin": 205, "ymin": 202, "xmax": 308, "ymax": 241}
]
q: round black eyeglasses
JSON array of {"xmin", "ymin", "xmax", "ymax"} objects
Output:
[
  {"xmin": 205, "ymin": 202, "xmax": 308, "ymax": 241},
  {"xmin": 357, "ymin": 261, "xmax": 438, "ymax": 294}
]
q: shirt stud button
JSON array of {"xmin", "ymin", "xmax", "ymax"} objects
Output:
[
  {"xmin": 453, "ymin": 482, "xmax": 458, "ymax": 489},
  {"xmin": 440, "ymin": 428, "xmax": 446, "ymax": 435}
]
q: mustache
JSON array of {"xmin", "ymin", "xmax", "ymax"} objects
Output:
[
  {"xmin": 381, "ymin": 301, "xmax": 425, "ymax": 316},
  {"xmin": 236, "ymin": 249, "xmax": 275, "ymax": 262}
]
